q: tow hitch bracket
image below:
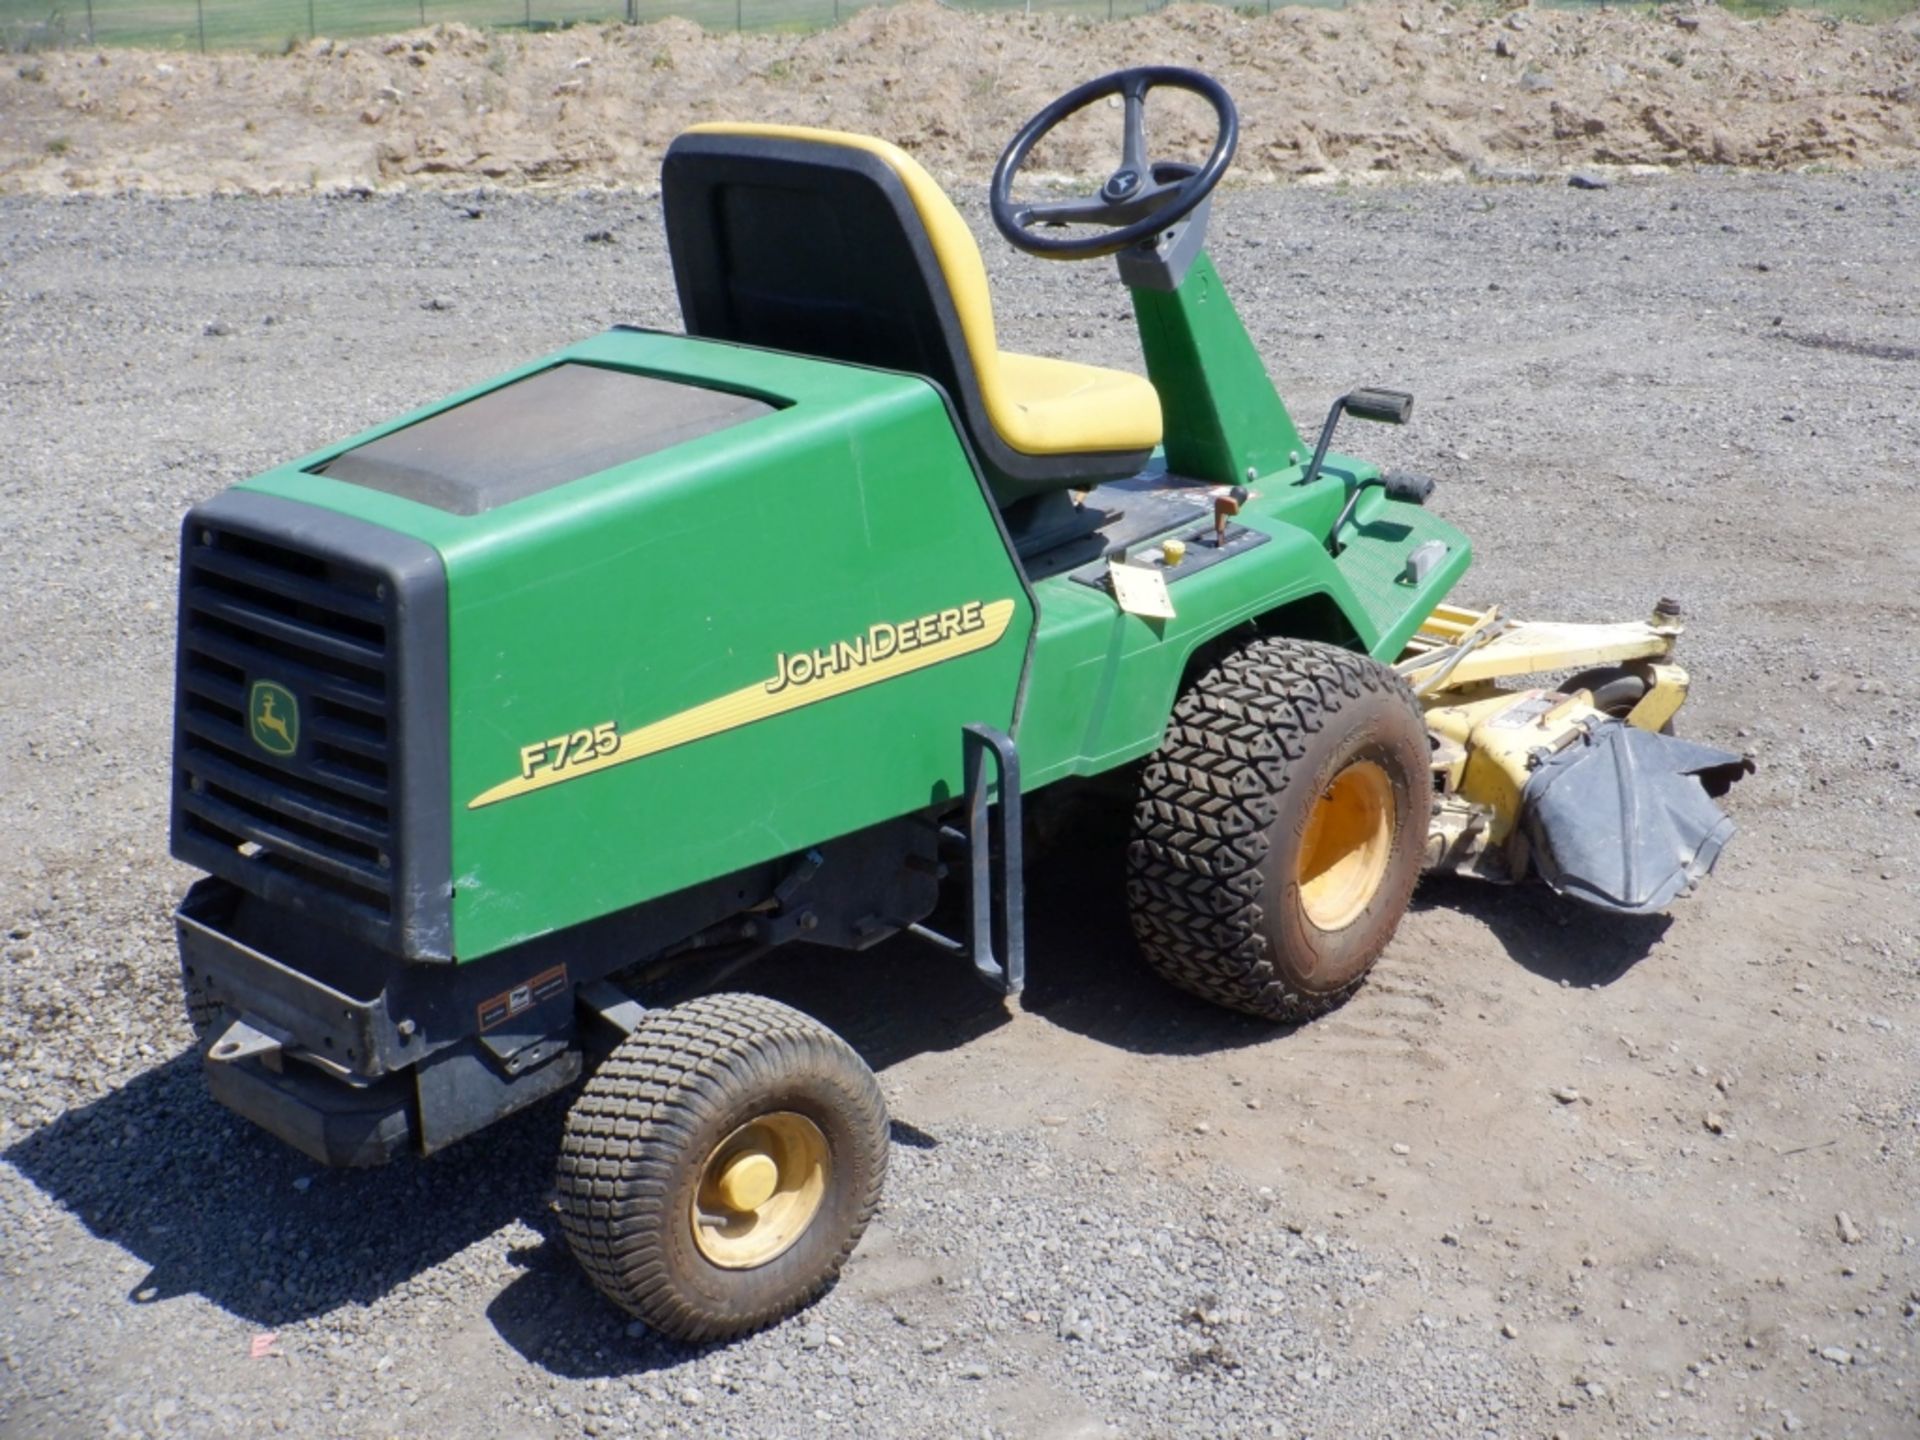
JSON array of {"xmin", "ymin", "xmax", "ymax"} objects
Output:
[{"xmin": 207, "ymin": 1015, "xmax": 290, "ymax": 1068}]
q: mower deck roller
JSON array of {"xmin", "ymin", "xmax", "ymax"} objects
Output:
[{"xmin": 168, "ymin": 67, "xmax": 1745, "ymax": 1340}]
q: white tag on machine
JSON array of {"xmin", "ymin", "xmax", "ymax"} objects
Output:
[{"xmin": 1108, "ymin": 560, "xmax": 1176, "ymax": 620}]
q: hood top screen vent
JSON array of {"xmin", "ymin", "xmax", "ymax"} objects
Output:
[{"xmin": 311, "ymin": 363, "xmax": 778, "ymax": 516}]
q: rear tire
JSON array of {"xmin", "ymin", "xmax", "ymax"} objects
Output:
[
  {"xmin": 554, "ymin": 992, "xmax": 888, "ymax": 1342},
  {"xmin": 1127, "ymin": 636, "xmax": 1431, "ymax": 1022}
]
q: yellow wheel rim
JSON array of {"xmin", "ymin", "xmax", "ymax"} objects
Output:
[
  {"xmin": 1296, "ymin": 760, "xmax": 1395, "ymax": 931},
  {"xmin": 691, "ymin": 1112, "xmax": 829, "ymax": 1270}
]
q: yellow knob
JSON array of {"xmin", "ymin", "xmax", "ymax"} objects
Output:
[
  {"xmin": 1161, "ymin": 538, "xmax": 1186, "ymax": 567},
  {"xmin": 714, "ymin": 1151, "xmax": 779, "ymax": 1213}
]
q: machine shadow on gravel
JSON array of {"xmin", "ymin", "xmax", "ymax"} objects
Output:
[
  {"xmin": 476, "ymin": 857, "xmax": 1292, "ymax": 1376},
  {"xmin": 1012, "ymin": 828, "xmax": 1298, "ymax": 1058},
  {"xmin": 1412, "ymin": 876, "xmax": 1672, "ymax": 987},
  {"xmin": 0, "ymin": 948, "xmax": 1010, "ymax": 1352},
  {"xmin": 478, "ymin": 883, "xmax": 1279, "ymax": 1379},
  {"xmin": 2, "ymin": 1050, "xmax": 568, "ymax": 1329},
  {"xmin": 485, "ymin": 1233, "xmax": 722, "ymax": 1377}
]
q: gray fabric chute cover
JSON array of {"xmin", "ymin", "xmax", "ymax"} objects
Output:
[{"xmin": 1520, "ymin": 719, "xmax": 1749, "ymax": 915}]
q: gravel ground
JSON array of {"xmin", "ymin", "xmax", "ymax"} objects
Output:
[{"xmin": 2, "ymin": 169, "xmax": 1918, "ymax": 1438}]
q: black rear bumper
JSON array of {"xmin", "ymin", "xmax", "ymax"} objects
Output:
[
  {"xmin": 179, "ymin": 880, "xmax": 421, "ymax": 1166},
  {"xmin": 177, "ymin": 878, "xmax": 581, "ymax": 1167},
  {"xmin": 205, "ymin": 1054, "xmax": 415, "ymax": 1168},
  {"xmin": 178, "ymin": 880, "xmax": 428, "ymax": 1080}
]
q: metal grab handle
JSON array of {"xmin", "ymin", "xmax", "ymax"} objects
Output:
[
  {"xmin": 960, "ymin": 723, "xmax": 1025, "ymax": 997},
  {"xmin": 911, "ymin": 725, "xmax": 1025, "ymax": 996}
]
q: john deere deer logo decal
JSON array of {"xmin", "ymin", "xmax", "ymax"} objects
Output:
[{"xmin": 249, "ymin": 680, "xmax": 299, "ymax": 757}]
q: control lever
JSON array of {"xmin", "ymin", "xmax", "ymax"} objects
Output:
[
  {"xmin": 1295, "ymin": 387, "xmax": 1414, "ymax": 492},
  {"xmin": 1288, "ymin": 388, "xmax": 1416, "ymax": 556},
  {"xmin": 1211, "ymin": 484, "xmax": 1250, "ymax": 547}
]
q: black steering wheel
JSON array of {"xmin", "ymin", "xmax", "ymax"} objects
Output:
[{"xmin": 989, "ymin": 66, "xmax": 1238, "ymax": 261}]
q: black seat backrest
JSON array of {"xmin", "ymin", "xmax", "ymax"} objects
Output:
[
  {"xmin": 667, "ymin": 136, "xmax": 953, "ymax": 396},
  {"xmin": 660, "ymin": 129, "xmax": 1142, "ymax": 506}
]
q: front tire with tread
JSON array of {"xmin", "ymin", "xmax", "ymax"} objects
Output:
[{"xmin": 1127, "ymin": 636, "xmax": 1431, "ymax": 1022}]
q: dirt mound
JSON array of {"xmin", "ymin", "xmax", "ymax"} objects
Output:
[{"xmin": 3, "ymin": 1, "xmax": 1918, "ymax": 194}]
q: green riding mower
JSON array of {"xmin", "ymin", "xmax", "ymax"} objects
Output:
[{"xmin": 169, "ymin": 68, "xmax": 1746, "ymax": 1340}]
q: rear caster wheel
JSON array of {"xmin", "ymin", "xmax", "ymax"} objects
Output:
[
  {"xmin": 554, "ymin": 992, "xmax": 888, "ymax": 1342},
  {"xmin": 1562, "ymin": 661, "xmax": 1674, "ymax": 733},
  {"xmin": 1127, "ymin": 636, "xmax": 1431, "ymax": 1022}
]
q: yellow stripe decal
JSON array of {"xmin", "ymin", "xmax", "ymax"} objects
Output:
[{"xmin": 468, "ymin": 598, "xmax": 1017, "ymax": 810}]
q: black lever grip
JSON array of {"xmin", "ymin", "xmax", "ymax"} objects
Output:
[
  {"xmin": 1382, "ymin": 470, "xmax": 1435, "ymax": 505},
  {"xmin": 1345, "ymin": 388, "xmax": 1414, "ymax": 425}
]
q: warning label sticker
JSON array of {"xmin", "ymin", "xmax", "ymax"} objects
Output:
[
  {"xmin": 477, "ymin": 963, "xmax": 568, "ymax": 1033},
  {"xmin": 1484, "ymin": 693, "xmax": 1557, "ymax": 730}
]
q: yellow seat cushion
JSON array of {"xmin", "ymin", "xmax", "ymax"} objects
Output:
[
  {"xmin": 993, "ymin": 351, "xmax": 1163, "ymax": 455},
  {"xmin": 685, "ymin": 121, "xmax": 1163, "ymax": 459}
]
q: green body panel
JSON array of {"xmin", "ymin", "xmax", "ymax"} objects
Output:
[
  {"xmin": 246, "ymin": 332, "xmax": 1035, "ymax": 960},
  {"xmin": 1132, "ymin": 253, "xmax": 1306, "ymax": 487},
  {"xmin": 233, "ymin": 253, "xmax": 1468, "ymax": 961},
  {"xmin": 1015, "ymin": 479, "xmax": 1468, "ymax": 790}
]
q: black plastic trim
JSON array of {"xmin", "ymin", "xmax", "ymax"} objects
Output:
[
  {"xmin": 171, "ymin": 490, "xmax": 454, "ymax": 961},
  {"xmin": 204, "ymin": 1056, "xmax": 414, "ymax": 1169},
  {"xmin": 177, "ymin": 881, "xmax": 428, "ymax": 1077}
]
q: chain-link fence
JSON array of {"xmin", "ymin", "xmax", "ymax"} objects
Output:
[
  {"xmin": 5, "ymin": 0, "xmax": 1895, "ymax": 52},
  {"xmin": 0, "ymin": 0, "xmax": 1328, "ymax": 53}
]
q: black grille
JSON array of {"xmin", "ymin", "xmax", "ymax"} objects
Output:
[
  {"xmin": 171, "ymin": 491, "xmax": 452, "ymax": 960},
  {"xmin": 177, "ymin": 525, "xmax": 396, "ymax": 918}
]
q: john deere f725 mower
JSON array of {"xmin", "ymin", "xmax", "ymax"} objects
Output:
[{"xmin": 169, "ymin": 69, "xmax": 1746, "ymax": 1340}]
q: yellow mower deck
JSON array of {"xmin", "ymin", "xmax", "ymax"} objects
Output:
[{"xmin": 1401, "ymin": 602, "xmax": 1744, "ymax": 904}]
